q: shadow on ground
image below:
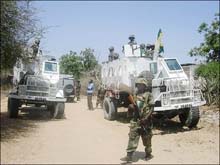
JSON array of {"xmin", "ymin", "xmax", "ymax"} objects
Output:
[
  {"xmin": 152, "ymin": 118, "xmax": 202, "ymax": 135},
  {"xmin": 120, "ymin": 151, "xmax": 150, "ymax": 164},
  {"xmin": 115, "ymin": 111, "xmax": 202, "ymax": 135},
  {"xmin": 0, "ymin": 107, "xmax": 65, "ymax": 142}
]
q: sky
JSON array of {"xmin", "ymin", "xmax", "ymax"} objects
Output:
[{"xmin": 33, "ymin": 1, "xmax": 219, "ymax": 64}]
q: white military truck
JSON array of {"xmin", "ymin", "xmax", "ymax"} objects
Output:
[
  {"xmin": 101, "ymin": 42, "xmax": 206, "ymax": 128},
  {"xmin": 8, "ymin": 55, "xmax": 66, "ymax": 119}
]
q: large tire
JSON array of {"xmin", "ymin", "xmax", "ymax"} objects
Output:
[
  {"xmin": 103, "ymin": 97, "xmax": 117, "ymax": 120},
  {"xmin": 48, "ymin": 103, "xmax": 65, "ymax": 119},
  {"xmin": 55, "ymin": 103, "xmax": 65, "ymax": 119},
  {"xmin": 8, "ymin": 98, "xmax": 19, "ymax": 118},
  {"xmin": 48, "ymin": 104, "xmax": 55, "ymax": 118},
  {"xmin": 179, "ymin": 107, "xmax": 200, "ymax": 128}
]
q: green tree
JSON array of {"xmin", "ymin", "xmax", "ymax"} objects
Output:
[
  {"xmin": 0, "ymin": 1, "xmax": 44, "ymax": 71},
  {"xmin": 189, "ymin": 13, "xmax": 220, "ymax": 105},
  {"xmin": 195, "ymin": 62, "xmax": 219, "ymax": 105},
  {"xmin": 189, "ymin": 13, "xmax": 219, "ymax": 62},
  {"xmin": 80, "ymin": 48, "xmax": 98, "ymax": 71},
  {"xmin": 59, "ymin": 51, "xmax": 84, "ymax": 79}
]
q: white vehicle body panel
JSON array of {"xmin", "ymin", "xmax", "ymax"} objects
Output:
[{"xmin": 101, "ymin": 44, "xmax": 206, "ymax": 112}]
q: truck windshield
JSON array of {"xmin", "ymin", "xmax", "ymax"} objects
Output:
[
  {"xmin": 44, "ymin": 62, "xmax": 57, "ymax": 72},
  {"xmin": 165, "ymin": 59, "xmax": 182, "ymax": 70}
]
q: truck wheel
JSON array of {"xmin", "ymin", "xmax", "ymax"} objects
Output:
[
  {"xmin": 103, "ymin": 97, "xmax": 117, "ymax": 120},
  {"xmin": 55, "ymin": 103, "xmax": 65, "ymax": 119},
  {"xmin": 48, "ymin": 104, "xmax": 56, "ymax": 118},
  {"xmin": 8, "ymin": 98, "xmax": 19, "ymax": 118},
  {"xmin": 48, "ymin": 103, "xmax": 65, "ymax": 119},
  {"xmin": 179, "ymin": 107, "xmax": 200, "ymax": 128}
]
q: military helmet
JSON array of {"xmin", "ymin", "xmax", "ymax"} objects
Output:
[
  {"xmin": 135, "ymin": 78, "xmax": 148, "ymax": 86},
  {"xmin": 109, "ymin": 46, "xmax": 114, "ymax": 51},
  {"xmin": 128, "ymin": 34, "xmax": 135, "ymax": 40}
]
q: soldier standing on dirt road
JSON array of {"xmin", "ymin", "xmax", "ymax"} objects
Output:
[
  {"xmin": 96, "ymin": 84, "xmax": 106, "ymax": 108},
  {"xmin": 75, "ymin": 80, "xmax": 81, "ymax": 101},
  {"xmin": 87, "ymin": 79, "xmax": 95, "ymax": 110},
  {"xmin": 121, "ymin": 78, "xmax": 154, "ymax": 163}
]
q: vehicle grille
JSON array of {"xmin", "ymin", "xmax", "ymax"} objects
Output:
[
  {"xmin": 26, "ymin": 91, "xmax": 49, "ymax": 97},
  {"xmin": 171, "ymin": 98, "xmax": 192, "ymax": 105},
  {"xmin": 27, "ymin": 86, "xmax": 49, "ymax": 91},
  {"xmin": 26, "ymin": 76, "xmax": 50, "ymax": 97},
  {"xmin": 170, "ymin": 91, "xmax": 191, "ymax": 97}
]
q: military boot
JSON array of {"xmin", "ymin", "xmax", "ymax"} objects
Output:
[
  {"xmin": 144, "ymin": 153, "xmax": 153, "ymax": 161},
  {"xmin": 120, "ymin": 152, "xmax": 133, "ymax": 162}
]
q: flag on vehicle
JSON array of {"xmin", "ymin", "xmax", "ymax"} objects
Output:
[{"xmin": 155, "ymin": 29, "xmax": 164, "ymax": 54}]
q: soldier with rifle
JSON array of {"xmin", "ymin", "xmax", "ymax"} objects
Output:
[
  {"xmin": 121, "ymin": 78, "xmax": 154, "ymax": 163},
  {"xmin": 96, "ymin": 83, "xmax": 106, "ymax": 108}
]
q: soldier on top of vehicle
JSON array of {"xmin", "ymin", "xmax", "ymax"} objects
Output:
[
  {"xmin": 108, "ymin": 46, "xmax": 119, "ymax": 62},
  {"xmin": 128, "ymin": 34, "xmax": 137, "ymax": 46},
  {"xmin": 122, "ymin": 34, "xmax": 138, "ymax": 54}
]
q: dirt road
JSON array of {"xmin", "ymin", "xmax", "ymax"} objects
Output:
[{"xmin": 1, "ymin": 96, "xmax": 219, "ymax": 164}]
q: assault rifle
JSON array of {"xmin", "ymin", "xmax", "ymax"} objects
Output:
[{"xmin": 127, "ymin": 94, "xmax": 147, "ymax": 135}]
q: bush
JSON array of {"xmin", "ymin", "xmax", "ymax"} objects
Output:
[{"xmin": 195, "ymin": 62, "xmax": 220, "ymax": 105}]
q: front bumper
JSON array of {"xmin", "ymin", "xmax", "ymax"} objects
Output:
[
  {"xmin": 8, "ymin": 94, "xmax": 66, "ymax": 103},
  {"xmin": 154, "ymin": 100, "xmax": 206, "ymax": 111}
]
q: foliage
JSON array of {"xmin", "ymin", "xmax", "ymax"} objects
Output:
[
  {"xmin": 60, "ymin": 48, "xmax": 99, "ymax": 79},
  {"xmin": 59, "ymin": 51, "xmax": 84, "ymax": 79},
  {"xmin": 189, "ymin": 13, "xmax": 220, "ymax": 62},
  {"xmin": 189, "ymin": 13, "xmax": 220, "ymax": 106},
  {"xmin": 195, "ymin": 62, "xmax": 220, "ymax": 105},
  {"xmin": 80, "ymin": 48, "xmax": 98, "ymax": 71},
  {"xmin": 0, "ymin": 1, "xmax": 44, "ymax": 71}
]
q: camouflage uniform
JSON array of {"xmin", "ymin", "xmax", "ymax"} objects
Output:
[
  {"xmin": 126, "ymin": 92, "xmax": 154, "ymax": 155},
  {"xmin": 121, "ymin": 78, "xmax": 154, "ymax": 162},
  {"xmin": 75, "ymin": 81, "xmax": 81, "ymax": 101},
  {"xmin": 96, "ymin": 86, "xmax": 106, "ymax": 108}
]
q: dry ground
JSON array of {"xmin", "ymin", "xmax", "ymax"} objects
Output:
[{"xmin": 0, "ymin": 95, "xmax": 219, "ymax": 164}]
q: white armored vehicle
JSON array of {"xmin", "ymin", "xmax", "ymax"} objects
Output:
[
  {"xmin": 8, "ymin": 55, "xmax": 66, "ymax": 119},
  {"xmin": 101, "ymin": 38, "xmax": 206, "ymax": 128}
]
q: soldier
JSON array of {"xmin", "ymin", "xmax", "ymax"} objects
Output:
[
  {"xmin": 108, "ymin": 46, "xmax": 119, "ymax": 62},
  {"xmin": 18, "ymin": 69, "xmax": 35, "ymax": 85},
  {"xmin": 128, "ymin": 34, "xmax": 137, "ymax": 46},
  {"xmin": 87, "ymin": 79, "xmax": 95, "ymax": 110},
  {"xmin": 96, "ymin": 84, "xmax": 106, "ymax": 108},
  {"xmin": 140, "ymin": 43, "xmax": 146, "ymax": 57},
  {"xmin": 31, "ymin": 39, "xmax": 40, "ymax": 58},
  {"xmin": 121, "ymin": 78, "xmax": 154, "ymax": 163},
  {"xmin": 75, "ymin": 80, "xmax": 81, "ymax": 101}
]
